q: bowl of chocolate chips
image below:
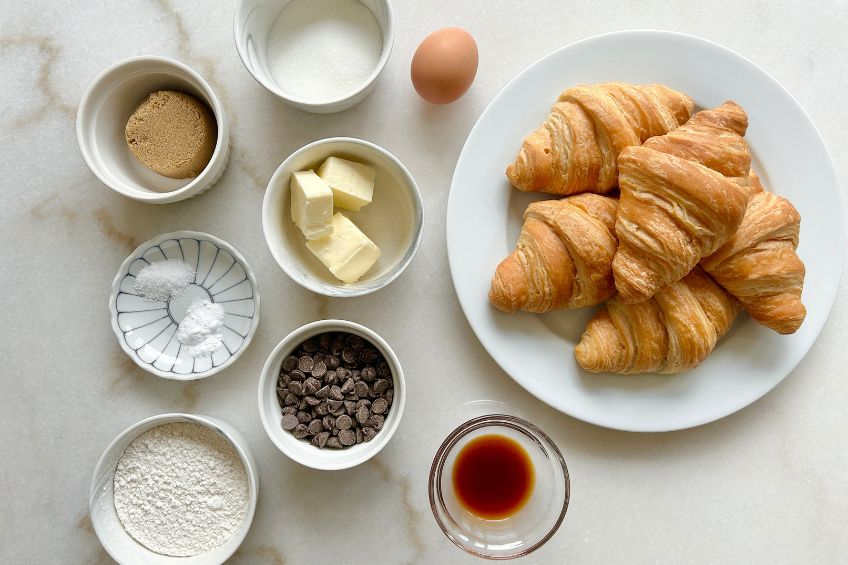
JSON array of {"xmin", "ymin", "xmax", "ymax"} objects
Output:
[{"xmin": 258, "ymin": 319, "xmax": 406, "ymax": 470}]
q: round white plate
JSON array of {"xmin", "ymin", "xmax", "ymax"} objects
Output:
[
  {"xmin": 110, "ymin": 231, "xmax": 260, "ymax": 380},
  {"xmin": 447, "ymin": 30, "xmax": 843, "ymax": 432}
]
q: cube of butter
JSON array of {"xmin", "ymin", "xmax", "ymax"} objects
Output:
[
  {"xmin": 316, "ymin": 156, "xmax": 375, "ymax": 212},
  {"xmin": 306, "ymin": 213, "xmax": 381, "ymax": 283},
  {"xmin": 290, "ymin": 170, "xmax": 334, "ymax": 240}
]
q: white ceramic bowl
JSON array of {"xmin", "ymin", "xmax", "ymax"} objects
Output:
[
  {"xmin": 77, "ymin": 56, "xmax": 230, "ymax": 203},
  {"xmin": 233, "ymin": 0, "xmax": 394, "ymax": 113},
  {"xmin": 262, "ymin": 137, "xmax": 423, "ymax": 297},
  {"xmin": 89, "ymin": 413, "xmax": 259, "ymax": 565},
  {"xmin": 258, "ymin": 319, "xmax": 406, "ymax": 470},
  {"xmin": 109, "ymin": 231, "xmax": 260, "ymax": 380}
]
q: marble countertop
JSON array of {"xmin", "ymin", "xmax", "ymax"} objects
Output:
[{"xmin": 1, "ymin": 1, "xmax": 847, "ymax": 563}]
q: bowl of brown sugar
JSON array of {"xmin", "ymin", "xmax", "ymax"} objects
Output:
[{"xmin": 77, "ymin": 55, "xmax": 229, "ymax": 204}]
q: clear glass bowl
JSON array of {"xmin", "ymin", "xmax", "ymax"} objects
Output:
[{"xmin": 428, "ymin": 414, "xmax": 570, "ymax": 560}]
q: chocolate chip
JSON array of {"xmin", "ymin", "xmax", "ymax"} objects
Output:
[
  {"xmin": 356, "ymin": 428, "xmax": 364, "ymax": 444},
  {"xmin": 292, "ymin": 424, "xmax": 309, "ymax": 439},
  {"xmin": 356, "ymin": 405, "xmax": 370, "ymax": 425},
  {"xmin": 384, "ymin": 389, "xmax": 393, "ymax": 404},
  {"xmin": 281, "ymin": 406, "xmax": 297, "ymax": 416},
  {"xmin": 328, "ymin": 399, "xmax": 344, "ymax": 412},
  {"xmin": 308, "ymin": 419, "xmax": 323, "ymax": 436},
  {"xmin": 288, "ymin": 381, "xmax": 303, "ymax": 396},
  {"xmin": 315, "ymin": 385, "xmax": 330, "ymax": 399},
  {"xmin": 338, "ymin": 429, "xmax": 356, "ymax": 446},
  {"xmin": 327, "ymin": 355, "xmax": 340, "ymax": 369},
  {"xmin": 298, "ymin": 355, "xmax": 314, "ymax": 373},
  {"xmin": 341, "ymin": 347, "xmax": 357, "ymax": 364},
  {"xmin": 316, "ymin": 431, "xmax": 330, "ymax": 448},
  {"xmin": 278, "ymin": 373, "xmax": 291, "ymax": 386},
  {"xmin": 362, "ymin": 427, "xmax": 377, "ymax": 441},
  {"xmin": 329, "ymin": 385, "xmax": 344, "ymax": 401},
  {"xmin": 305, "ymin": 396, "xmax": 321, "ymax": 406},
  {"xmin": 360, "ymin": 366, "xmax": 376, "ymax": 382},
  {"xmin": 281, "ymin": 414, "xmax": 298, "ymax": 430},
  {"xmin": 367, "ymin": 415, "xmax": 384, "ymax": 430},
  {"xmin": 344, "ymin": 400, "xmax": 356, "ymax": 415},
  {"xmin": 372, "ymin": 379, "xmax": 390, "ymax": 395},
  {"xmin": 304, "ymin": 377, "xmax": 320, "ymax": 395},
  {"xmin": 320, "ymin": 333, "xmax": 332, "ymax": 350},
  {"xmin": 326, "ymin": 436, "xmax": 342, "ymax": 449},
  {"xmin": 276, "ymin": 386, "xmax": 288, "ymax": 399},
  {"xmin": 353, "ymin": 381, "xmax": 369, "ymax": 397},
  {"xmin": 302, "ymin": 339, "xmax": 318, "ymax": 353},
  {"xmin": 311, "ymin": 361, "xmax": 327, "ymax": 378},
  {"xmin": 289, "ymin": 369, "xmax": 306, "ymax": 381},
  {"xmin": 282, "ymin": 356, "xmax": 298, "ymax": 372},
  {"xmin": 324, "ymin": 370, "xmax": 337, "ymax": 385},
  {"xmin": 315, "ymin": 402, "xmax": 329, "ymax": 416},
  {"xmin": 323, "ymin": 415, "xmax": 335, "ymax": 430},
  {"xmin": 296, "ymin": 410, "xmax": 312, "ymax": 424},
  {"xmin": 340, "ymin": 378, "xmax": 354, "ymax": 394},
  {"xmin": 336, "ymin": 415, "xmax": 353, "ymax": 430},
  {"xmin": 283, "ymin": 393, "xmax": 298, "ymax": 406},
  {"xmin": 371, "ymin": 398, "xmax": 388, "ymax": 414}
]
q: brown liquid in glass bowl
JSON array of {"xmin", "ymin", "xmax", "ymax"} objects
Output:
[{"xmin": 452, "ymin": 433, "xmax": 535, "ymax": 520}]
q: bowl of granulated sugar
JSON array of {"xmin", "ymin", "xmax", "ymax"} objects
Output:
[
  {"xmin": 234, "ymin": 0, "xmax": 394, "ymax": 113},
  {"xmin": 89, "ymin": 413, "xmax": 259, "ymax": 565}
]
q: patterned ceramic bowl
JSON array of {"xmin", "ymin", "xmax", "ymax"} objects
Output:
[{"xmin": 109, "ymin": 231, "xmax": 260, "ymax": 380}]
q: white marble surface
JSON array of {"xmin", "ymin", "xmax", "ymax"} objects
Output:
[{"xmin": 1, "ymin": 1, "xmax": 847, "ymax": 563}]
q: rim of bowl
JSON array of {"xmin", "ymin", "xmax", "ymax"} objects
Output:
[
  {"xmin": 428, "ymin": 414, "xmax": 571, "ymax": 560},
  {"xmin": 76, "ymin": 55, "xmax": 228, "ymax": 203},
  {"xmin": 89, "ymin": 412, "xmax": 259, "ymax": 564},
  {"xmin": 232, "ymin": 0, "xmax": 395, "ymax": 109},
  {"xmin": 108, "ymin": 230, "xmax": 261, "ymax": 380},
  {"xmin": 257, "ymin": 319, "xmax": 406, "ymax": 470},
  {"xmin": 261, "ymin": 136, "xmax": 424, "ymax": 297}
]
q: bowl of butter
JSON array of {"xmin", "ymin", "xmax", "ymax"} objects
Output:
[{"xmin": 263, "ymin": 137, "xmax": 423, "ymax": 297}]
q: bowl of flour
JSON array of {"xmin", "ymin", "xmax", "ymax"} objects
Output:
[
  {"xmin": 89, "ymin": 413, "xmax": 259, "ymax": 565},
  {"xmin": 234, "ymin": 0, "xmax": 395, "ymax": 113}
]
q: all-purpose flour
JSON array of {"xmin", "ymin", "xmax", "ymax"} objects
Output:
[
  {"xmin": 266, "ymin": 0, "xmax": 383, "ymax": 100},
  {"xmin": 113, "ymin": 422, "xmax": 249, "ymax": 557}
]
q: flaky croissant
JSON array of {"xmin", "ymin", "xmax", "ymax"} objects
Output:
[
  {"xmin": 702, "ymin": 191, "xmax": 806, "ymax": 334},
  {"xmin": 612, "ymin": 102, "xmax": 751, "ymax": 304},
  {"xmin": 490, "ymin": 194, "xmax": 618, "ymax": 313},
  {"xmin": 506, "ymin": 83, "xmax": 694, "ymax": 196},
  {"xmin": 575, "ymin": 268, "xmax": 740, "ymax": 374}
]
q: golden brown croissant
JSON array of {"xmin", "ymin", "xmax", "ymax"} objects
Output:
[
  {"xmin": 506, "ymin": 83, "xmax": 695, "ymax": 196},
  {"xmin": 575, "ymin": 268, "xmax": 740, "ymax": 374},
  {"xmin": 612, "ymin": 102, "xmax": 751, "ymax": 304},
  {"xmin": 701, "ymin": 191, "xmax": 806, "ymax": 334},
  {"xmin": 489, "ymin": 194, "xmax": 618, "ymax": 313}
]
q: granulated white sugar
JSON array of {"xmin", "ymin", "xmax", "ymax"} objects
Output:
[
  {"xmin": 266, "ymin": 0, "xmax": 383, "ymax": 101},
  {"xmin": 133, "ymin": 259, "xmax": 195, "ymax": 302}
]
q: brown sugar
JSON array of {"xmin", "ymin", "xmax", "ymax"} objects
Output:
[{"xmin": 125, "ymin": 90, "xmax": 217, "ymax": 179}]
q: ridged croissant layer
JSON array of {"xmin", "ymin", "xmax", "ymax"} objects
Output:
[
  {"xmin": 575, "ymin": 269, "xmax": 740, "ymax": 374},
  {"xmin": 489, "ymin": 194, "xmax": 618, "ymax": 313},
  {"xmin": 506, "ymin": 83, "xmax": 694, "ymax": 196}
]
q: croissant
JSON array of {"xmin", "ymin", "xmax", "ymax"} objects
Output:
[
  {"xmin": 489, "ymin": 193, "xmax": 618, "ymax": 313},
  {"xmin": 575, "ymin": 268, "xmax": 740, "ymax": 374},
  {"xmin": 506, "ymin": 83, "xmax": 695, "ymax": 196},
  {"xmin": 612, "ymin": 102, "xmax": 751, "ymax": 304},
  {"xmin": 701, "ymin": 191, "xmax": 806, "ymax": 334}
]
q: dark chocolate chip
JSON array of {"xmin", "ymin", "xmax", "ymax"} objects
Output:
[
  {"xmin": 281, "ymin": 414, "xmax": 298, "ymax": 431},
  {"xmin": 298, "ymin": 355, "xmax": 314, "ymax": 373}
]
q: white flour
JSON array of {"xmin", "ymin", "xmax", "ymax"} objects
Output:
[
  {"xmin": 266, "ymin": 0, "xmax": 383, "ymax": 100},
  {"xmin": 113, "ymin": 422, "xmax": 249, "ymax": 557},
  {"xmin": 177, "ymin": 299, "xmax": 225, "ymax": 357}
]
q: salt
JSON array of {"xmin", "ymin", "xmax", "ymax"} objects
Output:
[
  {"xmin": 266, "ymin": 0, "xmax": 383, "ymax": 101},
  {"xmin": 133, "ymin": 259, "xmax": 195, "ymax": 302},
  {"xmin": 177, "ymin": 299, "xmax": 225, "ymax": 357}
]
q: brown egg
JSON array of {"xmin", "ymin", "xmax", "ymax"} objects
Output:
[{"xmin": 411, "ymin": 28, "xmax": 478, "ymax": 104}]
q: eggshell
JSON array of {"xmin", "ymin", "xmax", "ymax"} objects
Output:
[{"xmin": 411, "ymin": 28, "xmax": 478, "ymax": 104}]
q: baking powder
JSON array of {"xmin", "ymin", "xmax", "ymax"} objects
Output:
[
  {"xmin": 177, "ymin": 299, "xmax": 225, "ymax": 357},
  {"xmin": 113, "ymin": 422, "xmax": 249, "ymax": 557},
  {"xmin": 266, "ymin": 0, "xmax": 383, "ymax": 100}
]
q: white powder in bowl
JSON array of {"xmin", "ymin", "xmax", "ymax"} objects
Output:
[
  {"xmin": 177, "ymin": 299, "xmax": 225, "ymax": 357},
  {"xmin": 133, "ymin": 259, "xmax": 195, "ymax": 302},
  {"xmin": 113, "ymin": 422, "xmax": 249, "ymax": 557},
  {"xmin": 266, "ymin": 0, "xmax": 383, "ymax": 101}
]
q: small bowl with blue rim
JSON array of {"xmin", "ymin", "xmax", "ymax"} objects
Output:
[{"xmin": 109, "ymin": 230, "xmax": 260, "ymax": 380}]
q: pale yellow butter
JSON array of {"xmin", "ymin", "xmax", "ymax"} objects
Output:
[
  {"xmin": 306, "ymin": 213, "xmax": 381, "ymax": 283},
  {"xmin": 290, "ymin": 170, "xmax": 334, "ymax": 240},
  {"xmin": 317, "ymin": 156, "xmax": 375, "ymax": 212}
]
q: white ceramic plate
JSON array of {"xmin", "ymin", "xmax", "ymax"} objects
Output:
[
  {"xmin": 110, "ymin": 231, "xmax": 260, "ymax": 380},
  {"xmin": 447, "ymin": 31, "xmax": 843, "ymax": 432}
]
